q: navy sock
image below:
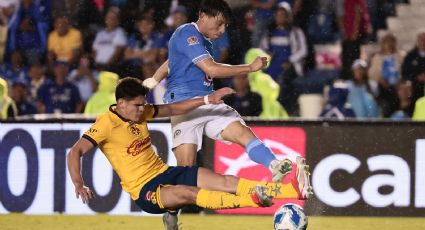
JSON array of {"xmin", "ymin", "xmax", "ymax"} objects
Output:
[{"xmin": 246, "ymin": 137, "xmax": 277, "ymax": 168}]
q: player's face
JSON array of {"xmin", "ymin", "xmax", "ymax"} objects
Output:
[
  {"xmin": 119, "ymin": 96, "xmax": 146, "ymax": 122},
  {"xmin": 200, "ymin": 13, "xmax": 227, "ymax": 40}
]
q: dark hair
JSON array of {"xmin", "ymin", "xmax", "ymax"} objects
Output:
[
  {"xmin": 115, "ymin": 77, "xmax": 148, "ymax": 101},
  {"xmin": 137, "ymin": 15, "xmax": 154, "ymax": 24},
  {"xmin": 199, "ymin": 0, "xmax": 232, "ymax": 23}
]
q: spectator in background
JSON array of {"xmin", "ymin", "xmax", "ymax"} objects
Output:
[
  {"xmin": 245, "ymin": 48, "xmax": 288, "ymax": 118},
  {"xmin": 224, "ymin": 73, "xmax": 262, "ymax": 116},
  {"xmin": 37, "ymin": 61, "xmax": 83, "ymax": 114},
  {"xmin": 261, "ymin": 2, "xmax": 307, "ymax": 80},
  {"xmin": 0, "ymin": 77, "xmax": 17, "ymax": 119},
  {"xmin": 0, "ymin": 0, "xmax": 19, "ymax": 62},
  {"xmin": 346, "ymin": 59, "xmax": 379, "ymax": 118},
  {"xmin": 368, "ymin": 33, "xmax": 405, "ymax": 117},
  {"xmin": 27, "ymin": 62, "xmax": 47, "ymax": 101},
  {"xmin": 402, "ymin": 30, "xmax": 425, "ymax": 105},
  {"xmin": 250, "ymin": 0, "xmax": 276, "ymax": 47},
  {"xmin": 47, "ymin": 15, "xmax": 82, "ymax": 71},
  {"xmin": 320, "ymin": 81, "xmax": 356, "ymax": 119},
  {"xmin": 0, "ymin": 49, "xmax": 29, "ymax": 85},
  {"xmin": 6, "ymin": 0, "xmax": 49, "ymax": 64},
  {"xmin": 84, "ymin": 71, "xmax": 118, "ymax": 116},
  {"xmin": 10, "ymin": 81, "xmax": 37, "ymax": 115},
  {"xmin": 122, "ymin": 16, "xmax": 160, "ymax": 78},
  {"xmin": 68, "ymin": 54, "xmax": 98, "ymax": 104},
  {"xmin": 0, "ymin": 0, "xmax": 19, "ymax": 25},
  {"xmin": 413, "ymin": 91, "xmax": 425, "ymax": 120},
  {"xmin": 92, "ymin": 7, "xmax": 127, "ymax": 71},
  {"xmin": 390, "ymin": 79, "xmax": 414, "ymax": 120},
  {"xmin": 339, "ymin": 0, "xmax": 371, "ymax": 79},
  {"xmin": 158, "ymin": 5, "xmax": 188, "ymax": 63}
]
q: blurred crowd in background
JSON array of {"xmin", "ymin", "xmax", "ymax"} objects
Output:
[{"xmin": 1, "ymin": 0, "xmax": 425, "ymax": 121}]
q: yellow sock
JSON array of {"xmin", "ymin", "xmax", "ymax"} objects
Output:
[
  {"xmin": 195, "ymin": 189, "xmax": 259, "ymax": 209},
  {"xmin": 236, "ymin": 178, "xmax": 299, "ymax": 199}
]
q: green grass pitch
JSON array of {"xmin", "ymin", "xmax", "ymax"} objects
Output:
[{"xmin": 1, "ymin": 214, "xmax": 424, "ymax": 230}]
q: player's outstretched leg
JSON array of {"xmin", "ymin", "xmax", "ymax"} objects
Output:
[
  {"xmin": 195, "ymin": 186, "xmax": 274, "ymax": 209},
  {"xmin": 159, "ymin": 185, "xmax": 274, "ymax": 211},
  {"xmin": 162, "ymin": 212, "xmax": 178, "ymax": 230},
  {"xmin": 220, "ymin": 121, "xmax": 293, "ymax": 183},
  {"xmin": 235, "ymin": 158, "xmax": 313, "ymax": 200}
]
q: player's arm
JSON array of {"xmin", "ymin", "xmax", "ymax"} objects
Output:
[
  {"xmin": 155, "ymin": 87, "xmax": 234, "ymax": 118},
  {"xmin": 196, "ymin": 56, "xmax": 268, "ymax": 78},
  {"xmin": 67, "ymin": 138, "xmax": 95, "ymax": 204},
  {"xmin": 143, "ymin": 60, "xmax": 169, "ymax": 89}
]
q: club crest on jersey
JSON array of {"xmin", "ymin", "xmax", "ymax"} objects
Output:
[
  {"xmin": 187, "ymin": 36, "xmax": 199, "ymax": 46},
  {"xmin": 174, "ymin": 129, "xmax": 181, "ymax": 138},
  {"xmin": 128, "ymin": 124, "xmax": 141, "ymax": 136}
]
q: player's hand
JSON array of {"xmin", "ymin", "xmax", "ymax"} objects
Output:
[
  {"xmin": 207, "ymin": 87, "xmax": 235, "ymax": 104},
  {"xmin": 142, "ymin": 77, "xmax": 159, "ymax": 89},
  {"xmin": 75, "ymin": 185, "xmax": 95, "ymax": 204},
  {"xmin": 249, "ymin": 56, "xmax": 268, "ymax": 72}
]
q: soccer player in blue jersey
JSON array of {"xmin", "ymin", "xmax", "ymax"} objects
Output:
[{"xmin": 143, "ymin": 1, "xmax": 312, "ymax": 228}]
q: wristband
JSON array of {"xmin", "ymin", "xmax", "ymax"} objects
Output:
[
  {"xmin": 142, "ymin": 78, "xmax": 159, "ymax": 89},
  {"xmin": 204, "ymin": 95, "xmax": 210, "ymax": 105}
]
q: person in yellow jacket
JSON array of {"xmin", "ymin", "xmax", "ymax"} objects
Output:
[
  {"xmin": 245, "ymin": 48, "xmax": 288, "ymax": 119},
  {"xmin": 413, "ymin": 96, "xmax": 425, "ymax": 120},
  {"xmin": 84, "ymin": 71, "xmax": 119, "ymax": 115},
  {"xmin": 0, "ymin": 77, "xmax": 17, "ymax": 119}
]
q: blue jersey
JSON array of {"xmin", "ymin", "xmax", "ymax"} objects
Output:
[{"xmin": 164, "ymin": 23, "xmax": 214, "ymax": 103}]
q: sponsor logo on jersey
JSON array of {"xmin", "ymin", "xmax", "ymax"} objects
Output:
[
  {"xmin": 87, "ymin": 128, "xmax": 98, "ymax": 134},
  {"xmin": 127, "ymin": 136, "xmax": 152, "ymax": 156}
]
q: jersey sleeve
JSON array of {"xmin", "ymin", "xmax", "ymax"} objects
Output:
[
  {"xmin": 178, "ymin": 26, "xmax": 212, "ymax": 64},
  {"xmin": 82, "ymin": 115, "xmax": 111, "ymax": 146},
  {"xmin": 142, "ymin": 104, "xmax": 158, "ymax": 121}
]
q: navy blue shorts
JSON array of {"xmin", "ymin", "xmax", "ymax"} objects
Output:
[{"xmin": 135, "ymin": 166, "xmax": 199, "ymax": 214}]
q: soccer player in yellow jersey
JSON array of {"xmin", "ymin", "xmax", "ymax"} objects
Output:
[{"xmin": 67, "ymin": 77, "xmax": 311, "ymax": 217}]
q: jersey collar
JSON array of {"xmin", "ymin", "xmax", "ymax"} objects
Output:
[
  {"xmin": 109, "ymin": 104, "xmax": 130, "ymax": 122},
  {"xmin": 191, "ymin": 22, "xmax": 210, "ymax": 41}
]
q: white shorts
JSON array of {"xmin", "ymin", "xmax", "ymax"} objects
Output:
[{"xmin": 170, "ymin": 103, "xmax": 245, "ymax": 151}]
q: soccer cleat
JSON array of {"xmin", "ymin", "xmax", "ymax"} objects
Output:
[
  {"xmin": 291, "ymin": 156, "xmax": 313, "ymax": 200},
  {"xmin": 251, "ymin": 185, "xmax": 274, "ymax": 207},
  {"xmin": 162, "ymin": 212, "xmax": 179, "ymax": 230},
  {"xmin": 271, "ymin": 159, "xmax": 293, "ymax": 183}
]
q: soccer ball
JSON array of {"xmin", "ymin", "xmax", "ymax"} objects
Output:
[{"xmin": 273, "ymin": 203, "xmax": 308, "ymax": 230}]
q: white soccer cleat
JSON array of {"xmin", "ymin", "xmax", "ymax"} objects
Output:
[
  {"xmin": 162, "ymin": 212, "xmax": 179, "ymax": 230},
  {"xmin": 251, "ymin": 185, "xmax": 274, "ymax": 207},
  {"xmin": 271, "ymin": 159, "xmax": 293, "ymax": 183},
  {"xmin": 292, "ymin": 156, "xmax": 313, "ymax": 200}
]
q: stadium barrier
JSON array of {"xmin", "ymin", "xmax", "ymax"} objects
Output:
[{"xmin": 1, "ymin": 118, "xmax": 424, "ymax": 216}]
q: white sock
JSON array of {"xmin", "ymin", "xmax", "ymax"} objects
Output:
[{"xmin": 269, "ymin": 159, "xmax": 280, "ymax": 171}]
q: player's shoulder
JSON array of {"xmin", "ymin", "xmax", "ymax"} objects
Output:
[
  {"xmin": 175, "ymin": 23, "xmax": 200, "ymax": 37},
  {"xmin": 95, "ymin": 110, "xmax": 120, "ymax": 128}
]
